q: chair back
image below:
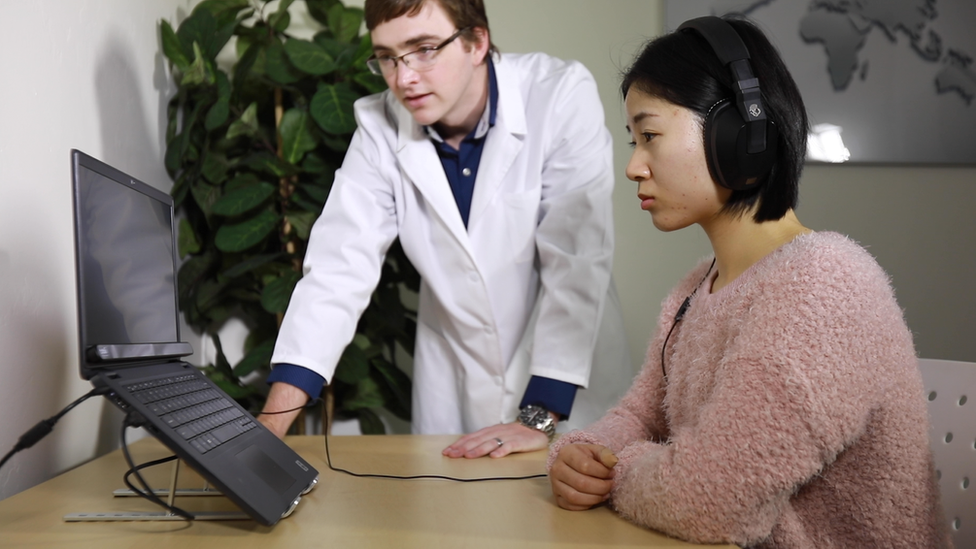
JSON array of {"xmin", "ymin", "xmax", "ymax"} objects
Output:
[{"xmin": 918, "ymin": 358, "xmax": 976, "ymax": 548}]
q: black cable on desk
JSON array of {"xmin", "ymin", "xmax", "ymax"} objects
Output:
[{"xmin": 318, "ymin": 406, "xmax": 548, "ymax": 482}]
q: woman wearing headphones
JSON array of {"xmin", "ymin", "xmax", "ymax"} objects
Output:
[{"xmin": 547, "ymin": 16, "xmax": 949, "ymax": 548}]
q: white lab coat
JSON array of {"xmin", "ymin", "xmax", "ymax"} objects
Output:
[{"xmin": 272, "ymin": 52, "xmax": 632, "ymax": 434}]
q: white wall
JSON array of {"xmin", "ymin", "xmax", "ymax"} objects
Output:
[
  {"xmin": 0, "ymin": 0, "xmax": 195, "ymax": 500},
  {"xmin": 2, "ymin": 0, "xmax": 973, "ymax": 501}
]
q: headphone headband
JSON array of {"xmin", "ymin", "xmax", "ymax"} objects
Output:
[
  {"xmin": 677, "ymin": 16, "xmax": 768, "ymax": 154},
  {"xmin": 676, "ymin": 16, "xmax": 777, "ymax": 190}
]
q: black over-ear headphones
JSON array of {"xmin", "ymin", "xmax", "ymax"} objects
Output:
[{"xmin": 677, "ymin": 16, "xmax": 778, "ymax": 191}]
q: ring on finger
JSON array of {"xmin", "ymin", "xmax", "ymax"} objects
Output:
[{"xmin": 494, "ymin": 437, "xmax": 503, "ymax": 448}]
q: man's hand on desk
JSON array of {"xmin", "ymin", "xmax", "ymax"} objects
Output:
[
  {"xmin": 549, "ymin": 444, "xmax": 617, "ymax": 511},
  {"xmin": 256, "ymin": 381, "xmax": 308, "ymax": 439},
  {"xmin": 442, "ymin": 421, "xmax": 551, "ymax": 459}
]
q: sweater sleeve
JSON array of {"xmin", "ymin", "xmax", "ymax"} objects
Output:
[
  {"xmin": 604, "ymin": 239, "xmax": 917, "ymax": 546},
  {"xmin": 548, "ymin": 260, "xmax": 713, "ymax": 467}
]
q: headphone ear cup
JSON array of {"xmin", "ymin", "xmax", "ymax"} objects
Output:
[{"xmin": 703, "ymin": 99, "xmax": 778, "ymax": 191}]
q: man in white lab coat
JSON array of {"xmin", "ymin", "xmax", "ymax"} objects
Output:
[{"xmin": 259, "ymin": 0, "xmax": 632, "ymax": 459}]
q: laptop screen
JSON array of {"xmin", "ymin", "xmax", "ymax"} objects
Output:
[{"xmin": 72, "ymin": 150, "xmax": 189, "ymax": 379}]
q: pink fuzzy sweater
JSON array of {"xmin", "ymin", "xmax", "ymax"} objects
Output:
[{"xmin": 549, "ymin": 232, "xmax": 949, "ymax": 548}]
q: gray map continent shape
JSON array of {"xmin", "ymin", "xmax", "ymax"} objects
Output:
[{"xmin": 732, "ymin": 0, "xmax": 975, "ymax": 103}]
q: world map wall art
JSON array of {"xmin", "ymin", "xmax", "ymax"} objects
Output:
[{"xmin": 667, "ymin": 0, "xmax": 976, "ymax": 165}]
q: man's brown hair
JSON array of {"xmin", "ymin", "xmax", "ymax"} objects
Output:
[{"xmin": 364, "ymin": 0, "xmax": 498, "ymax": 57}]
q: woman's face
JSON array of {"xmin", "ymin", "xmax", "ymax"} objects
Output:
[{"xmin": 624, "ymin": 89, "xmax": 731, "ymax": 233}]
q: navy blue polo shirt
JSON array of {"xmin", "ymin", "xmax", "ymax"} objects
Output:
[{"xmin": 268, "ymin": 59, "xmax": 578, "ymax": 420}]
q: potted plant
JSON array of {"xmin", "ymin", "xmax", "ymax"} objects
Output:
[{"xmin": 159, "ymin": 0, "xmax": 417, "ymax": 434}]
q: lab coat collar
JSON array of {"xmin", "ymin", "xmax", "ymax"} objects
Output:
[
  {"xmin": 466, "ymin": 54, "xmax": 525, "ymax": 229},
  {"xmin": 391, "ymin": 53, "xmax": 526, "ymax": 246}
]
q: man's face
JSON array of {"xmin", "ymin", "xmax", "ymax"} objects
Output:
[{"xmin": 370, "ymin": 1, "xmax": 487, "ymax": 128}]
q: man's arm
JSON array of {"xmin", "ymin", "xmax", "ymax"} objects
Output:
[
  {"xmin": 266, "ymin": 98, "xmax": 399, "ymax": 433},
  {"xmin": 258, "ymin": 381, "xmax": 310, "ymax": 438},
  {"xmin": 256, "ymin": 363, "xmax": 325, "ymax": 438},
  {"xmin": 529, "ymin": 60, "xmax": 616, "ymax": 390}
]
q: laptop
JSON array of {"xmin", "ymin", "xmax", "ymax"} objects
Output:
[{"xmin": 70, "ymin": 149, "xmax": 318, "ymax": 526}]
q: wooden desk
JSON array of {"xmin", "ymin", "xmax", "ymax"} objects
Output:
[{"xmin": 0, "ymin": 435, "xmax": 730, "ymax": 548}]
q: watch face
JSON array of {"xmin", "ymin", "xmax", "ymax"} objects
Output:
[{"xmin": 521, "ymin": 405, "xmax": 547, "ymax": 426}]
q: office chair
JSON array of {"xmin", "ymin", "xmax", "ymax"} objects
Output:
[{"xmin": 918, "ymin": 358, "xmax": 976, "ymax": 548}]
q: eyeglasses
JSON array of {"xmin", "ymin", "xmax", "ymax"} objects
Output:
[{"xmin": 366, "ymin": 27, "xmax": 470, "ymax": 76}]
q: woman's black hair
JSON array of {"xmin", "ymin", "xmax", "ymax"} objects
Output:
[{"xmin": 621, "ymin": 17, "xmax": 809, "ymax": 222}]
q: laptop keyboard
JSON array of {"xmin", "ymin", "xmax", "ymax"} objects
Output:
[{"xmin": 125, "ymin": 374, "xmax": 257, "ymax": 454}]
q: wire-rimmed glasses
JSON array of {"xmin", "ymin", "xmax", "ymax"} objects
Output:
[{"xmin": 366, "ymin": 27, "xmax": 470, "ymax": 76}]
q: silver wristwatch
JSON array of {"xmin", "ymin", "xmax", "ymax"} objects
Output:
[{"xmin": 517, "ymin": 404, "xmax": 556, "ymax": 443}]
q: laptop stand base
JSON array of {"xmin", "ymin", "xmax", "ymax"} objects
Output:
[
  {"xmin": 64, "ymin": 458, "xmax": 248, "ymax": 522},
  {"xmin": 112, "ymin": 487, "xmax": 221, "ymax": 497},
  {"xmin": 63, "ymin": 511, "xmax": 248, "ymax": 522}
]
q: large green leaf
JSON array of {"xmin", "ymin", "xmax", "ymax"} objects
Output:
[
  {"xmin": 225, "ymin": 172, "xmax": 261, "ymax": 192},
  {"xmin": 306, "ymin": 0, "xmax": 341, "ymax": 26},
  {"xmin": 177, "ymin": 10, "xmax": 217, "ymax": 61},
  {"xmin": 165, "ymin": 134, "xmax": 184, "ymax": 175},
  {"xmin": 279, "ymin": 109, "xmax": 319, "ymax": 164},
  {"xmin": 178, "ymin": 7, "xmax": 237, "ymax": 62},
  {"xmin": 194, "ymin": 278, "xmax": 230, "ymax": 316},
  {"xmin": 201, "ymin": 152, "xmax": 229, "ymax": 184},
  {"xmin": 180, "ymin": 42, "xmax": 216, "ymax": 87},
  {"xmin": 213, "ymin": 377, "xmax": 256, "ymax": 399},
  {"xmin": 193, "ymin": 0, "xmax": 251, "ymax": 22},
  {"xmin": 328, "ymin": 5, "xmax": 364, "ymax": 44},
  {"xmin": 300, "ymin": 152, "xmax": 333, "ymax": 175},
  {"xmin": 226, "ymin": 102, "xmax": 259, "ymax": 140},
  {"xmin": 351, "ymin": 34, "xmax": 374, "ymax": 67},
  {"xmin": 233, "ymin": 39, "xmax": 262, "ymax": 85},
  {"xmin": 335, "ymin": 335, "xmax": 370, "ymax": 384},
  {"xmin": 214, "ymin": 209, "xmax": 279, "ymax": 252},
  {"xmin": 260, "ymin": 269, "xmax": 300, "ymax": 313},
  {"xmin": 171, "ymin": 171, "xmax": 191, "ymax": 207},
  {"xmin": 283, "ymin": 39, "xmax": 336, "ymax": 76},
  {"xmin": 265, "ymin": 43, "xmax": 302, "ymax": 85},
  {"xmin": 189, "ymin": 177, "xmax": 222, "ymax": 218},
  {"xmin": 165, "ymin": 95, "xmax": 180, "ymax": 146},
  {"xmin": 244, "ymin": 152, "xmax": 297, "ymax": 178},
  {"xmin": 288, "ymin": 194, "xmax": 319, "ymax": 215},
  {"xmin": 356, "ymin": 408, "xmax": 386, "ymax": 434},
  {"xmin": 269, "ymin": 0, "xmax": 296, "ymax": 32},
  {"xmin": 205, "ymin": 98, "xmax": 230, "ymax": 130},
  {"xmin": 233, "ymin": 339, "xmax": 275, "ymax": 377},
  {"xmin": 271, "ymin": 10, "xmax": 291, "ymax": 32},
  {"xmin": 310, "ymin": 83, "xmax": 359, "ymax": 134},
  {"xmin": 177, "ymin": 217, "xmax": 201, "ymax": 258},
  {"xmin": 177, "ymin": 250, "xmax": 217, "ymax": 306},
  {"xmin": 352, "ymin": 71, "xmax": 388, "ymax": 94},
  {"xmin": 212, "ymin": 182, "xmax": 276, "ymax": 216},
  {"xmin": 342, "ymin": 376, "xmax": 385, "ymax": 410},
  {"xmin": 371, "ymin": 359, "xmax": 412, "ymax": 421},
  {"xmin": 322, "ymin": 133, "xmax": 352, "ymax": 152},
  {"xmin": 160, "ymin": 20, "xmax": 190, "ymax": 70},
  {"xmin": 176, "ymin": 102, "xmax": 204, "ymax": 164},
  {"xmin": 205, "ymin": 71, "xmax": 232, "ymax": 130},
  {"xmin": 286, "ymin": 211, "xmax": 317, "ymax": 240},
  {"xmin": 301, "ymin": 180, "xmax": 332, "ymax": 205},
  {"xmin": 221, "ymin": 253, "xmax": 284, "ymax": 278},
  {"xmin": 312, "ymin": 34, "xmax": 345, "ymax": 58}
]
